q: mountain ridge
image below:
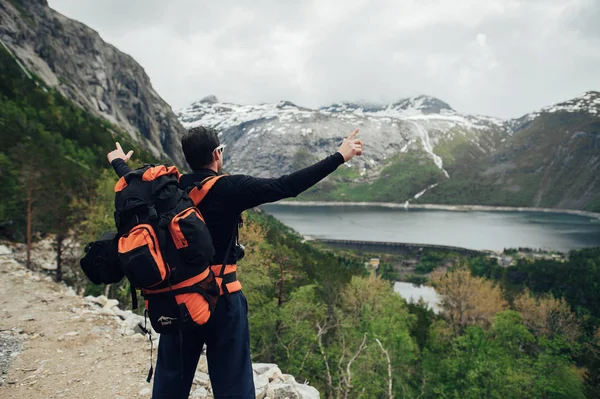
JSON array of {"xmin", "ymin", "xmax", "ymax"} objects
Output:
[{"xmin": 180, "ymin": 91, "xmax": 600, "ymax": 124}]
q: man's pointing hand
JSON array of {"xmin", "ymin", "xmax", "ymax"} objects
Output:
[{"xmin": 337, "ymin": 128, "xmax": 363, "ymax": 162}]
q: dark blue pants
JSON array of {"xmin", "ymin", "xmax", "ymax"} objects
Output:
[{"xmin": 152, "ymin": 291, "xmax": 255, "ymax": 398}]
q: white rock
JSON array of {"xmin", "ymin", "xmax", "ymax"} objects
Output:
[
  {"xmin": 253, "ymin": 363, "xmax": 279, "ymax": 375},
  {"xmin": 254, "ymin": 373, "xmax": 269, "ymax": 390},
  {"xmin": 193, "ymin": 371, "xmax": 211, "ymax": 388},
  {"xmin": 264, "ymin": 366, "xmax": 283, "ymax": 382},
  {"xmin": 113, "ymin": 308, "xmax": 131, "ymax": 320},
  {"xmin": 270, "ymin": 372, "xmax": 284, "ymax": 383},
  {"xmin": 139, "ymin": 387, "xmax": 151, "ymax": 396},
  {"xmin": 99, "ymin": 308, "xmax": 117, "ymax": 316},
  {"xmin": 266, "ymin": 383, "xmax": 300, "ymax": 399},
  {"xmin": 103, "ymin": 299, "xmax": 119, "ymax": 310},
  {"xmin": 86, "ymin": 295, "xmax": 108, "ymax": 307},
  {"xmin": 65, "ymin": 287, "xmax": 77, "ymax": 297},
  {"xmin": 191, "ymin": 386, "xmax": 208, "ymax": 398},
  {"xmin": 0, "ymin": 244, "xmax": 12, "ymax": 255},
  {"xmin": 254, "ymin": 374, "xmax": 269, "ymax": 399},
  {"xmin": 123, "ymin": 314, "xmax": 142, "ymax": 332},
  {"xmin": 295, "ymin": 384, "xmax": 320, "ymax": 399},
  {"xmin": 281, "ymin": 374, "xmax": 296, "ymax": 383},
  {"xmin": 198, "ymin": 355, "xmax": 208, "ymax": 373},
  {"xmin": 40, "ymin": 261, "xmax": 57, "ymax": 271}
]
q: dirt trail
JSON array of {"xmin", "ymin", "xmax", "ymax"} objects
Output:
[
  {"xmin": 0, "ymin": 252, "xmax": 155, "ymax": 399},
  {"xmin": 0, "ymin": 242, "xmax": 320, "ymax": 399}
]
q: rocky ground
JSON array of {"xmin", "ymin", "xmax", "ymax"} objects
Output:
[{"xmin": 0, "ymin": 242, "xmax": 319, "ymax": 398}]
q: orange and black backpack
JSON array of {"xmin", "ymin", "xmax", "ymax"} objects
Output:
[{"xmin": 113, "ymin": 164, "xmax": 231, "ymax": 335}]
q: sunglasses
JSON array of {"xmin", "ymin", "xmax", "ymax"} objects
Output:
[{"xmin": 214, "ymin": 144, "xmax": 226, "ymax": 154}]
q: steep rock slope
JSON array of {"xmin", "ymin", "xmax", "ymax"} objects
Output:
[
  {"xmin": 430, "ymin": 91, "xmax": 600, "ymax": 210},
  {"xmin": 0, "ymin": 0, "xmax": 185, "ymax": 165}
]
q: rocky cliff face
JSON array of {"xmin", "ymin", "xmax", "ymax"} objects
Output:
[
  {"xmin": 470, "ymin": 91, "xmax": 600, "ymax": 210},
  {"xmin": 0, "ymin": 0, "xmax": 185, "ymax": 165}
]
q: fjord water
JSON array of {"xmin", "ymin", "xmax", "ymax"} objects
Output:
[{"xmin": 261, "ymin": 204, "xmax": 600, "ymax": 252}]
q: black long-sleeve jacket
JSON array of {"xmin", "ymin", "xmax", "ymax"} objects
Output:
[{"xmin": 111, "ymin": 152, "xmax": 344, "ymax": 265}]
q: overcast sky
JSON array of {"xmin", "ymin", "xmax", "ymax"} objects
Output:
[{"xmin": 48, "ymin": 0, "xmax": 599, "ymax": 119}]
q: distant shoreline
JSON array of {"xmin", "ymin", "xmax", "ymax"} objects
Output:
[{"xmin": 268, "ymin": 201, "xmax": 600, "ymax": 220}]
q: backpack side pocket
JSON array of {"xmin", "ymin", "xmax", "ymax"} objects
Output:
[
  {"xmin": 80, "ymin": 232, "xmax": 124, "ymax": 285},
  {"xmin": 118, "ymin": 224, "xmax": 168, "ymax": 289}
]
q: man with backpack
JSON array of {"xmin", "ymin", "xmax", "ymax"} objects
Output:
[{"xmin": 107, "ymin": 126, "xmax": 363, "ymax": 398}]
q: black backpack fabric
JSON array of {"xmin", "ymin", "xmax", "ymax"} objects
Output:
[
  {"xmin": 114, "ymin": 165, "xmax": 232, "ymax": 334},
  {"xmin": 80, "ymin": 231, "xmax": 124, "ymax": 285},
  {"xmin": 113, "ymin": 165, "xmax": 215, "ymax": 288}
]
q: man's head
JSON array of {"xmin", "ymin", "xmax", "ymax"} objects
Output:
[{"xmin": 181, "ymin": 126, "xmax": 225, "ymax": 172}]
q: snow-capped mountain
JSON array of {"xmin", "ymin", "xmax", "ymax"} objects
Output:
[
  {"xmin": 509, "ymin": 91, "xmax": 600, "ymax": 133},
  {"xmin": 177, "ymin": 91, "xmax": 600, "ymax": 211},
  {"xmin": 539, "ymin": 91, "xmax": 600, "ymax": 115},
  {"xmin": 176, "ymin": 94, "xmax": 508, "ymax": 180}
]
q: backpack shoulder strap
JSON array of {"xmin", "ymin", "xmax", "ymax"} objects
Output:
[{"xmin": 188, "ymin": 175, "xmax": 227, "ymax": 206}]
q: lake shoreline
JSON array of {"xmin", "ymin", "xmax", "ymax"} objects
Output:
[{"xmin": 270, "ymin": 201, "xmax": 600, "ymax": 220}]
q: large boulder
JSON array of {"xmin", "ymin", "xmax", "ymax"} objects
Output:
[
  {"xmin": 266, "ymin": 383, "xmax": 300, "ymax": 399},
  {"xmin": 295, "ymin": 383, "xmax": 320, "ymax": 399}
]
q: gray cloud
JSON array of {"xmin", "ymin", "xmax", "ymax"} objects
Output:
[{"xmin": 48, "ymin": 0, "xmax": 600, "ymax": 118}]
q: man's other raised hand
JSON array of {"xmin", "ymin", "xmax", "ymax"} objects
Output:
[{"xmin": 107, "ymin": 142, "xmax": 134, "ymax": 164}]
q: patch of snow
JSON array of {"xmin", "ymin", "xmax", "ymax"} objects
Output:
[
  {"xmin": 414, "ymin": 183, "xmax": 439, "ymax": 199},
  {"xmin": 536, "ymin": 91, "xmax": 600, "ymax": 117},
  {"xmin": 409, "ymin": 122, "xmax": 450, "ymax": 178}
]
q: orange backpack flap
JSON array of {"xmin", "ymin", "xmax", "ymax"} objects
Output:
[
  {"xmin": 118, "ymin": 224, "xmax": 169, "ymax": 289},
  {"xmin": 141, "ymin": 165, "xmax": 181, "ymax": 182},
  {"xmin": 114, "ymin": 165, "xmax": 181, "ymax": 193}
]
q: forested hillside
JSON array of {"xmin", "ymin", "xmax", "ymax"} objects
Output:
[{"xmin": 0, "ymin": 43, "xmax": 162, "ymax": 278}]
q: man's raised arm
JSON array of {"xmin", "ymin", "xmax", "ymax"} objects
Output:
[{"xmin": 229, "ymin": 128, "xmax": 363, "ymax": 211}]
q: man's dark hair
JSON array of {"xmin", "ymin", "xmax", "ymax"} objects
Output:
[{"xmin": 181, "ymin": 126, "xmax": 220, "ymax": 171}]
